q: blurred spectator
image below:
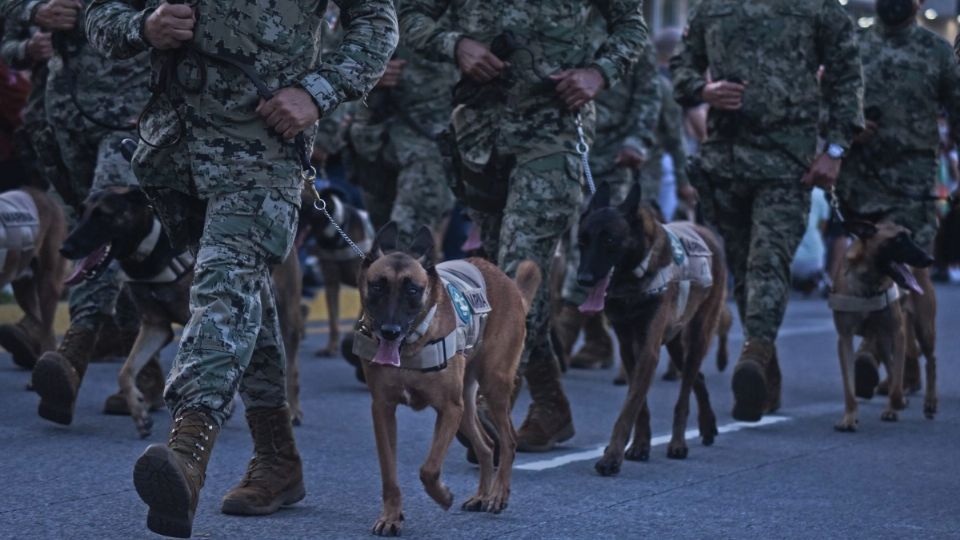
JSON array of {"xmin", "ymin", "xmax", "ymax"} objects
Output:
[{"xmin": 792, "ymin": 187, "xmax": 831, "ymax": 296}]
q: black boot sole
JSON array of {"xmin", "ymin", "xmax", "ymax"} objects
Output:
[
  {"xmin": 32, "ymin": 354, "xmax": 77, "ymax": 425},
  {"xmin": 854, "ymin": 355, "xmax": 879, "ymax": 400},
  {"xmin": 731, "ymin": 363, "xmax": 767, "ymax": 423},
  {"xmin": 221, "ymin": 481, "xmax": 306, "ymax": 516},
  {"xmin": 134, "ymin": 445, "xmax": 194, "ymax": 539},
  {"xmin": 0, "ymin": 325, "xmax": 39, "ymax": 370}
]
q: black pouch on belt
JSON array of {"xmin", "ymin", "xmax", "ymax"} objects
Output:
[{"xmin": 438, "ymin": 125, "xmax": 513, "ymax": 214}]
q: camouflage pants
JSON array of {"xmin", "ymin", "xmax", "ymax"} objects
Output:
[
  {"xmin": 469, "ymin": 152, "xmax": 583, "ymax": 365},
  {"xmin": 710, "ymin": 175, "xmax": 810, "ymax": 343},
  {"xmin": 163, "ymin": 187, "xmax": 299, "ymax": 426}
]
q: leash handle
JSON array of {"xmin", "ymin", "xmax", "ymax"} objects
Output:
[{"xmin": 574, "ymin": 112, "xmax": 596, "ymax": 195}]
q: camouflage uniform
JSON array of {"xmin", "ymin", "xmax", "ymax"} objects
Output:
[
  {"xmin": 637, "ymin": 73, "xmax": 690, "ymax": 204},
  {"xmin": 348, "ymin": 30, "xmax": 456, "ymax": 244},
  {"xmin": 672, "ymin": 0, "xmax": 863, "ymax": 344},
  {"xmin": 85, "ymin": 0, "xmax": 398, "ymax": 427},
  {"xmin": 838, "ymin": 22, "xmax": 960, "ymax": 250},
  {"xmin": 400, "ymin": 0, "xmax": 647, "ymax": 447}
]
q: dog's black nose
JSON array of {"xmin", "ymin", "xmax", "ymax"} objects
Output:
[
  {"xmin": 577, "ymin": 273, "xmax": 594, "ymax": 287},
  {"xmin": 59, "ymin": 243, "xmax": 78, "ymax": 260},
  {"xmin": 380, "ymin": 324, "xmax": 403, "ymax": 341}
]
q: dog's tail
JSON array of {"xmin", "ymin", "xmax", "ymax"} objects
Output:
[{"xmin": 514, "ymin": 260, "xmax": 542, "ymax": 314}]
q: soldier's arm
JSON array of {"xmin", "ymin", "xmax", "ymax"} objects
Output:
[
  {"xmin": 302, "ymin": 0, "xmax": 398, "ymax": 116},
  {"xmin": 816, "ymin": 0, "xmax": 864, "ymax": 151},
  {"xmin": 658, "ymin": 76, "xmax": 690, "ymax": 188},
  {"xmin": 84, "ymin": 0, "xmax": 150, "ymax": 59},
  {"xmin": 669, "ymin": 2, "xmax": 708, "ymax": 107},
  {"xmin": 396, "ymin": 0, "xmax": 457, "ymax": 63},
  {"xmin": 590, "ymin": 0, "xmax": 648, "ymax": 89},
  {"xmin": 938, "ymin": 43, "xmax": 960, "ymax": 150},
  {"xmin": 621, "ymin": 45, "xmax": 660, "ymax": 160},
  {"xmin": 0, "ymin": 17, "xmax": 29, "ymax": 67}
]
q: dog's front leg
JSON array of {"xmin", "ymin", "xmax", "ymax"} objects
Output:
[
  {"xmin": 420, "ymin": 398, "xmax": 464, "ymax": 510},
  {"xmin": 371, "ymin": 398, "xmax": 404, "ymax": 537},
  {"xmin": 834, "ymin": 330, "xmax": 858, "ymax": 432},
  {"xmin": 119, "ymin": 324, "xmax": 173, "ymax": 438},
  {"xmin": 882, "ymin": 317, "xmax": 908, "ymax": 422}
]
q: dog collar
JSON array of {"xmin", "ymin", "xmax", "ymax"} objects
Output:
[
  {"xmin": 405, "ymin": 305, "xmax": 438, "ymax": 345},
  {"xmin": 129, "ymin": 219, "xmax": 163, "ymax": 263},
  {"xmin": 828, "ymin": 285, "xmax": 900, "ymax": 313}
]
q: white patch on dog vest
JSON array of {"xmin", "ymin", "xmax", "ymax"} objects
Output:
[{"xmin": 0, "ymin": 190, "xmax": 39, "ymax": 279}]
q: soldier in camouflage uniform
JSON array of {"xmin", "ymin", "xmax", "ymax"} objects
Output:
[
  {"xmin": 347, "ymin": 26, "xmax": 456, "ymax": 247},
  {"xmin": 555, "ymin": 19, "xmax": 659, "ymax": 373},
  {"xmin": 400, "ymin": 0, "xmax": 648, "ymax": 452},
  {"xmin": 837, "ymin": 0, "xmax": 960, "ymax": 392},
  {"xmin": 1, "ymin": 0, "xmax": 154, "ymax": 425},
  {"xmin": 85, "ymin": 0, "xmax": 396, "ymax": 535},
  {"xmin": 638, "ymin": 73, "xmax": 691, "ymax": 209},
  {"xmin": 672, "ymin": 0, "xmax": 864, "ymax": 422}
]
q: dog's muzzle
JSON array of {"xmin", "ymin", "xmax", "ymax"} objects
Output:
[{"xmin": 379, "ymin": 324, "xmax": 403, "ymax": 342}]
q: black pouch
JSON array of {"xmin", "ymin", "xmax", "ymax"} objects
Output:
[{"xmin": 438, "ymin": 126, "xmax": 512, "ymax": 213}]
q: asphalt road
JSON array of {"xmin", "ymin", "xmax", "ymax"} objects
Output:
[{"xmin": 1, "ymin": 287, "xmax": 958, "ymax": 539}]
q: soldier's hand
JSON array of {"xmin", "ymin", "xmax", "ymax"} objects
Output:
[
  {"xmin": 550, "ymin": 68, "xmax": 606, "ymax": 111},
  {"xmin": 376, "ymin": 59, "xmax": 406, "ymax": 89},
  {"xmin": 26, "ymin": 32, "xmax": 54, "ymax": 62},
  {"xmin": 33, "ymin": 0, "xmax": 83, "ymax": 31},
  {"xmin": 801, "ymin": 153, "xmax": 842, "ymax": 189},
  {"xmin": 702, "ymin": 80, "xmax": 746, "ymax": 111},
  {"xmin": 257, "ymin": 87, "xmax": 320, "ymax": 140},
  {"xmin": 143, "ymin": 3, "xmax": 196, "ymax": 50},
  {"xmin": 615, "ymin": 147, "xmax": 646, "ymax": 168},
  {"xmin": 455, "ymin": 38, "xmax": 506, "ymax": 83},
  {"xmin": 853, "ymin": 120, "xmax": 879, "ymax": 145},
  {"xmin": 678, "ymin": 185, "xmax": 699, "ymax": 206}
]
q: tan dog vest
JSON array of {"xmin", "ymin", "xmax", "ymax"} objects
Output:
[{"xmin": 0, "ymin": 190, "xmax": 40, "ymax": 279}]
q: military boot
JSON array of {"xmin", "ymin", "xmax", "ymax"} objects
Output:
[
  {"xmin": 552, "ymin": 301, "xmax": 583, "ymax": 367},
  {"xmin": 221, "ymin": 406, "xmax": 306, "ymax": 516},
  {"xmin": 103, "ymin": 356, "xmax": 166, "ymax": 415},
  {"xmin": 91, "ymin": 321, "xmax": 138, "ymax": 362},
  {"xmin": 765, "ymin": 346, "xmax": 782, "ymax": 414},
  {"xmin": 517, "ymin": 355, "xmax": 575, "ymax": 452},
  {"xmin": 31, "ymin": 320, "xmax": 102, "ymax": 425},
  {"xmin": 569, "ymin": 313, "xmax": 614, "ymax": 370},
  {"xmin": 134, "ymin": 408, "xmax": 219, "ymax": 538},
  {"xmin": 730, "ymin": 339, "xmax": 775, "ymax": 422},
  {"xmin": 0, "ymin": 319, "xmax": 43, "ymax": 370}
]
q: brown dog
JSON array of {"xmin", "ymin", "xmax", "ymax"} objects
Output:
[
  {"xmin": 576, "ymin": 184, "xmax": 725, "ymax": 476},
  {"xmin": 60, "ymin": 186, "xmax": 304, "ymax": 435},
  {"xmin": 0, "ymin": 187, "xmax": 67, "ymax": 370},
  {"xmin": 829, "ymin": 218, "xmax": 934, "ymax": 432},
  {"xmin": 353, "ymin": 222, "xmax": 539, "ymax": 536}
]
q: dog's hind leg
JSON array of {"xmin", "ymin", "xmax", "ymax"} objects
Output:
[
  {"xmin": 692, "ymin": 372, "xmax": 718, "ymax": 446},
  {"xmin": 459, "ymin": 378, "xmax": 495, "ymax": 512},
  {"xmin": 480, "ymin": 378, "xmax": 517, "ymax": 514},
  {"xmin": 834, "ymin": 329, "xmax": 859, "ymax": 432},
  {"xmin": 318, "ymin": 264, "xmax": 341, "ymax": 357},
  {"xmin": 119, "ymin": 324, "xmax": 173, "ymax": 438},
  {"xmin": 716, "ymin": 304, "xmax": 733, "ymax": 372},
  {"xmin": 878, "ymin": 318, "xmax": 907, "ymax": 422},
  {"xmin": 624, "ymin": 399, "xmax": 651, "ymax": 462},
  {"xmin": 370, "ymin": 398, "xmax": 404, "ymax": 537},
  {"xmin": 668, "ymin": 325, "xmax": 712, "ymax": 459},
  {"xmin": 912, "ymin": 269, "xmax": 937, "ymax": 419}
]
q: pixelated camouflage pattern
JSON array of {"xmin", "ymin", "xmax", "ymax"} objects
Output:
[
  {"xmin": 839, "ymin": 22, "xmax": 960, "ymax": 250},
  {"xmin": 638, "ymin": 73, "xmax": 689, "ymax": 198},
  {"xmin": 672, "ymin": 0, "xmax": 864, "ymax": 180}
]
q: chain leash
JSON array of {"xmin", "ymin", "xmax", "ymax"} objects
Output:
[
  {"xmin": 827, "ymin": 185, "xmax": 845, "ymax": 223},
  {"xmin": 305, "ymin": 168, "xmax": 367, "ymax": 258},
  {"xmin": 574, "ymin": 112, "xmax": 596, "ymax": 195}
]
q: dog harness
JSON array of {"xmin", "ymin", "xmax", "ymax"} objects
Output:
[
  {"xmin": 117, "ymin": 218, "xmax": 194, "ymax": 284},
  {"xmin": 633, "ymin": 222, "xmax": 714, "ymax": 327},
  {"xmin": 828, "ymin": 285, "xmax": 900, "ymax": 313},
  {"xmin": 353, "ymin": 260, "xmax": 492, "ymax": 371},
  {"xmin": 0, "ymin": 190, "xmax": 39, "ymax": 280},
  {"xmin": 315, "ymin": 195, "xmax": 374, "ymax": 261}
]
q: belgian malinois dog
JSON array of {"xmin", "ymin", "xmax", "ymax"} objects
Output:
[
  {"xmin": 829, "ymin": 216, "xmax": 935, "ymax": 432},
  {"xmin": 576, "ymin": 184, "xmax": 726, "ymax": 477},
  {"xmin": 60, "ymin": 186, "xmax": 304, "ymax": 435},
  {"xmin": 355, "ymin": 222, "xmax": 539, "ymax": 536}
]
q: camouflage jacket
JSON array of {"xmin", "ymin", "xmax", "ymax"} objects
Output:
[
  {"xmin": 671, "ymin": 0, "xmax": 864, "ymax": 180},
  {"xmin": 398, "ymin": 0, "xmax": 647, "ymax": 168},
  {"xmin": 84, "ymin": 0, "xmax": 398, "ymax": 195},
  {"xmin": 6, "ymin": 0, "xmax": 149, "ymax": 131},
  {"xmin": 641, "ymin": 73, "xmax": 689, "ymax": 188},
  {"xmin": 1, "ymin": 16, "xmax": 47, "ymax": 126}
]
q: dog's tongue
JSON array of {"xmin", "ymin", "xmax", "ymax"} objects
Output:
[
  {"xmin": 890, "ymin": 262, "xmax": 923, "ymax": 295},
  {"xmin": 579, "ymin": 275, "xmax": 611, "ymax": 314},
  {"xmin": 372, "ymin": 339, "xmax": 401, "ymax": 367},
  {"xmin": 63, "ymin": 244, "xmax": 108, "ymax": 286}
]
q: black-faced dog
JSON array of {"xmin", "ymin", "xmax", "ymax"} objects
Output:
[
  {"xmin": 60, "ymin": 186, "xmax": 304, "ymax": 435},
  {"xmin": 829, "ymin": 217, "xmax": 935, "ymax": 431},
  {"xmin": 577, "ymin": 184, "xmax": 726, "ymax": 476}
]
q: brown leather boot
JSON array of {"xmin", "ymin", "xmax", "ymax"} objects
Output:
[
  {"xmin": 103, "ymin": 356, "xmax": 166, "ymax": 415},
  {"xmin": 221, "ymin": 406, "xmax": 306, "ymax": 515},
  {"xmin": 517, "ymin": 355, "xmax": 574, "ymax": 452},
  {"xmin": 765, "ymin": 346, "xmax": 782, "ymax": 414},
  {"xmin": 0, "ymin": 320, "xmax": 42, "ymax": 370},
  {"xmin": 31, "ymin": 321, "xmax": 102, "ymax": 425},
  {"xmin": 731, "ymin": 339, "xmax": 775, "ymax": 422},
  {"xmin": 134, "ymin": 408, "xmax": 219, "ymax": 538},
  {"xmin": 553, "ymin": 301, "xmax": 583, "ymax": 366},
  {"xmin": 91, "ymin": 320, "xmax": 138, "ymax": 363},
  {"xmin": 569, "ymin": 313, "xmax": 614, "ymax": 369}
]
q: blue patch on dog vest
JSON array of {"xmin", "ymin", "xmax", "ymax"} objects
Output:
[
  {"xmin": 447, "ymin": 283, "xmax": 472, "ymax": 324},
  {"xmin": 667, "ymin": 229, "xmax": 686, "ymax": 265}
]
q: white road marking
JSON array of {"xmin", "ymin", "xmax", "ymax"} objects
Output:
[{"xmin": 515, "ymin": 415, "xmax": 791, "ymax": 471}]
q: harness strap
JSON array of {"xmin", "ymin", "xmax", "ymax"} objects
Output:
[{"xmin": 828, "ymin": 285, "xmax": 900, "ymax": 313}]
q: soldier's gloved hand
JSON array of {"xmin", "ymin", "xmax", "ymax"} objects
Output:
[
  {"xmin": 550, "ymin": 68, "xmax": 606, "ymax": 111},
  {"xmin": 257, "ymin": 88, "xmax": 320, "ymax": 141},
  {"xmin": 702, "ymin": 80, "xmax": 746, "ymax": 111},
  {"xmin": 33, "ymin": 0, "xmax": 83, "ymax": 31},
  {"xmin": 455, "ymin": 38, "xmax": 507, "ymax": 83},
  {"xmin": 615, "ymin": 147, "xmax": 646, "ymax": 168},
  {"xmin": 376, "ymin": 59, "xmax": 407, "ymax": 89},
  {"xmin": 143, "ymin": 3, "xmax": 196, "ymax": 50},
  {"xmin": 26, "ymin": 31, "xmax": 53, "ymax": 62},
  {"xmin": 802, "ymin": 153, "xmax": 842, "ymax": 189}
]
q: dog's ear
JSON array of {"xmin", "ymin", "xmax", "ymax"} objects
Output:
[
  {"xmin": 843, "ymin": 220, "xmax": 878, "ymax": 239},
  {"xmin": 408, "ymin": 225, "xmax": 436, "ymax": 270},
  {"xmin": 639, "ymin": 205, "xmax": 659, "ymax": 240},
  {"xmin": 588, "ymin": 182, "xmax": 611, "ymax": 212},
  {"xmin": 618, "ymin": 183, "xmax": 641, "ymax": 219},
  {"xmin": 372, "ymin": 221, "xmax": 400, "ymax": 254}
]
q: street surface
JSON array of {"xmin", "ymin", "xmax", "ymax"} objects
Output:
[{"xmin": 1, "ymin": 288, "xmax": 959, "ymax": 539}]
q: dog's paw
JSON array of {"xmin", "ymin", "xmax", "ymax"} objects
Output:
[
  {"xmin": 135, "ymin": 415, "xmax": 154, "ymax": 439},
  {"xmin": 923, "ymin": 398, "xmax": 937, "ymax": 419},
  {"xmin": 594, "ymin": 455, "xmax": 622, "ymax": 476},
  {"xmin": 833, "ymin": 420, "xmax": 857, "ymax": 433},
  {"xmin": 699, "ymin": 415, "xmax": 719, "ymax": 446},
  {"xmin": 461, "ymin": 496, "xmax": 484, "ymax": 512},
  {"xmin": 880, "ymin": 410, "xmax": 899, "ymax": 422},
  {"xmin": 666, "ymin": 443, "xmax": 688, "ymax": 460},
  {"xmin": 482, "ymin": 490, "xmax": 509, "ymax": 514},
  {"xmin": 372, "ymin": 513, "xmax": 404, "ymax": 537},
  {"xmin": 424, "ymin": 483, "xmax": 453, "ymax": 511},
  {"xmin": 624, "ymin": 444, "xmax": 650, "ymax": 462}
]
